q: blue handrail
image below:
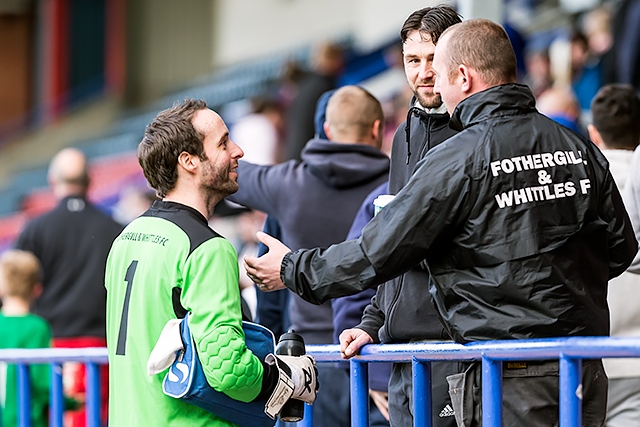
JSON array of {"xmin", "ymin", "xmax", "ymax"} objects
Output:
[
  {"xmin": 2, "ymin": 337, "xmax": 640, "ymax": 427},
  {"xmin": 0, "ymin": 348, "xmax": 107, "ymax": 427},
  {"xmin": 306, "ymin": 336, "xmax": 640, "ymax": 427}
]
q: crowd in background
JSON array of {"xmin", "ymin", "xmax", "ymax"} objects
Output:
[{"xmin": 3, "ymin": 1, "xmax": 640, "ymax": 426}]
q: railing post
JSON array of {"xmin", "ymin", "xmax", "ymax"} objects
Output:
[
  {"xmin": 299, "ymin": 403, "xmax": 313, "ymax": 427},
  {"xmin": 17, "ymin": 364, "xmax": 31, "ymax": 427},
  {"xmin": 412, "ymin": 359, "xmax": 432, "ymax": 427},
  {"xmin": 85, "ymin": 362, "xmax": 101, "ymax": 427},
  {"xmin": 482, "ymin": 356, "xmax": 502, "ymax": 427},
  {"xmin": 559, "ymin": 355, "xmax": 581, "ymax": 427},
  {"xmin": 50, "ymin": 362, "xmax": 64, "ymax": 427},
  {"xmin": 350, "ymin": 359, "xmax": 369, "ymax": 427}
]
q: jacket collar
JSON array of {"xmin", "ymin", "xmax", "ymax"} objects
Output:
[
  {"xmin": 404, "ymin": 96, "xmax": 451, "ymax": 164},
  {"xmin": 412, "ymin": 98, "xmax": 449, "ymax": 115},
  {"xmin": 449, "ymin": 83, "xmax": 537, "ymax": 131}
]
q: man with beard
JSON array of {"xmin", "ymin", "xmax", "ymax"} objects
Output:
[
  {"xmin": 104, "ymin": 99, "xmax": 318, "ymax": 426},
  {"xmin": 329, "ymin": 6, "xmax": 462, "ymax": 426}
]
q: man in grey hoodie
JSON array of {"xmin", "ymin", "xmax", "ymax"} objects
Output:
[{"xmin": 228, "ymin": 85, "xmax": 389, "ymax": 427}]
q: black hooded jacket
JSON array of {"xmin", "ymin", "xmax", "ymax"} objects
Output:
[
  {"xmin": 357, "ymin": 100, "xmax": 457, "ymax": 343},
  {"xmin": 281, "ymin": 84, "xmax": 637, "ymax": 343}
]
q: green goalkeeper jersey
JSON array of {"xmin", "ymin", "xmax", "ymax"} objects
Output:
[{"xmin": 105, "ymin": 201, "xmax": 264, "ymax": 426}]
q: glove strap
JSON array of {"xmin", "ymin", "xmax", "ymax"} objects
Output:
[{"xmin": 263, "ymin": 354, "xmax": 294, "ymax": 419}]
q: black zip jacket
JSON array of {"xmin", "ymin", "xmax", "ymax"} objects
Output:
[
  {"xmin": 281, "ymin": 84, "xmax": 637, "ymax": 343},
  {"xmin": 358, "ymin": 101, "xmax": 457, "ymax": 343}
]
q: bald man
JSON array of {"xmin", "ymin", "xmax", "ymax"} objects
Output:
[
  {"xmin": 246, "ymin": 19, "xmax": 636, "ymax": 427},
  {"xmin": 228, "ymin": 85, "xmax": 389, "ymax": 427},
  {"xmin": 15, "ymin": 148, "xmax": 123, "ymax": 427}
]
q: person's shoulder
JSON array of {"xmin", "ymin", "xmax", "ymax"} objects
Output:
[
  {"xmin": 86, "ymin": 202, "xmax": 124, "ymax": 228},
  {"xmin": 143, "ymin": 204, "xmax": 224, "ymax": 256},
  {"xmin": 26, "ymin": 313, "xmax": 52, "ymax": 333},
  {"xmin": 432, "ymin": 126, "xmax": 484, "ymax": 154},
  {"xmin": 2, "ymin": 314, "xmax": 51, "ymax": 339},
  {"xmin": 189, "ymin": 233, "xmax": 237, "ymax": 263},
  {"xmin": 21, "ymin": 314, "xmax": 51, "ymax": 346},
  {"xmin": 22, "ymin": 205, "xmax": 60, "ymax": 228}
]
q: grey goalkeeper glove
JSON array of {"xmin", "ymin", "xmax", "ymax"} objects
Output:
[{"xmin": 263, "ymin": 354, "xmax": 319, "ymax": 418}]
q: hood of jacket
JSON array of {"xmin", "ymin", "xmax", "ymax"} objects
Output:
[
  {"xmin": 300, "ymin": 138, "xmax": 390, "ymax": 189},
  {"xmin": 449, "ymin": 83, "xmax": 537, "ymax": 131}
]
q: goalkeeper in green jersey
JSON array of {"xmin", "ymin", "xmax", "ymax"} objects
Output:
[{"xmin": 105, "ymin": 99, "xmax": 318, "ymax": 426}]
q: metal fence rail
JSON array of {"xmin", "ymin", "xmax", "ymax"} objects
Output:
[
  {"xmin": 2, "ymin": 337, "xmax": 640, "ymax": 427},
  {"xmin": 0, "ymin": 348, "xmax": 107, "ymax": 427}
]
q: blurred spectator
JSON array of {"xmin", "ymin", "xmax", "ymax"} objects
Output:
[
  {"xmin": 524, "ymin": 48, "xmax": 553, "ymax": 97},
  {"xmin": 0, "ymin": 249, "xmax": 51, "ymax": 427},
  {"xmin": 285, "ymin": 41, "xmax": 345, "ymax": 161},
  {"xmin": 112, "ymin": 185, "xmax": 157, "ymax": 225},
  {"xmin": 505, "ymin": 22, "xmax": 528, "ymax": 81},
  {"xmin": 235, "ymin": 209, "xmax": 268, "ymax": 320},
  {"xmin": 571, "ymin": 30, "xmax": 603, "ymax": 112},
  {"xmin": 229, "ymin": 85, "xmax": 389, "ymax": 427},
  {"xmin": 278, "ymin": 59, "xmax": 307, "ymax": 112},
  {"xmin": 548, "ymin": 34, "xmax": 573, "ymax": 88},
  {"xmin": 581, "ymin": 6, "xmax": 613, "ymax": 58},
  {"xmin": 536, "ymin": 86, "xmax": 585, "ymax": 135},
  {"xmin": 250, "ymin": 88, "xmax": 338, "ymax": 338},
  {"xmin": 230, "ymin": 96, "xmax": 285, "ymax": 165},
  {"xmin": 14, "ymin": 148, "xmax": 122, "ymax": 427},
  {"xmin": 588, "ymin": 84, "xmax": 640, "ymax": 427},
  {"xmin": 603, "ymin": 0, "xmax": 640, "ymax": 92}
]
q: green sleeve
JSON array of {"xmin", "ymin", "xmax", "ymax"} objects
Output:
[{"xmin": 181, "ymin": 237, "xmax": 264, "ymax": 402}]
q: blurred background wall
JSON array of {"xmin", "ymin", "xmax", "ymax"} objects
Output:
[{"xmin": 0, "ymin": 0, "xmax": 629, "ymax": 252}]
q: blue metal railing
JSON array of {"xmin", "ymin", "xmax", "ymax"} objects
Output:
[
  {"xmin": 306, "ymin": 336, "xmax": 640, "ymax": 427},
  {"xmin": 0, "ymin": 348, "xmax": 107, "ymax": 427},
  {"xmin": 2, "ymin": 337, "xmax": 640, "ymax": 427}
]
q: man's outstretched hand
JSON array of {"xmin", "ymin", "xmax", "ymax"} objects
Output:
[{"xmin": 244, "ymin": 231, "xmax": 291, "ymax": 292}]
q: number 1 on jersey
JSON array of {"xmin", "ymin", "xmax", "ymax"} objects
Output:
[{"xmin": 116, "ymin": 260, "xmax": 138, "ymax": 355}]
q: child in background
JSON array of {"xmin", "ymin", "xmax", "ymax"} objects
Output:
[{"xmin": 0, "ymin": 249, "xmax": 51, "ymax": 427}]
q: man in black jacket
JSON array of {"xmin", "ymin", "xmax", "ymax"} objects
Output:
[
  {"xmin": 330, "ymin": 6, "xmax": 462, "ymax": 427},
  {"xmin": 246, "ymin": 19, "xmax": 638, "ymax": 427},
  {"xmin": 15, "ymin": 148, "xmax": 123, "ymax": 426}
]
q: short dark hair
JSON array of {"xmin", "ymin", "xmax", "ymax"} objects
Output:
[
  {"xmin": 442, "ymin": 19, "xmax": 517, "ymax": 86},
  {"xmin": 138, "ymin": 99, "xmax": 207, "ymax": 198},
  {"xmin": 400, "ymin": 5, "xmax": 462, "ymax": 44},
  {"xmin": 591, "ymin": 84, "xmax": 640, "ymax": 150}
]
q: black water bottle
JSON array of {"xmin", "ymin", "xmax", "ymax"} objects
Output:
[{"xmin": 276, "ymin": 329, "xmax": 306, "ymax": 422}]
